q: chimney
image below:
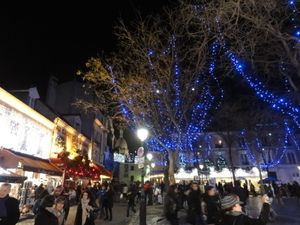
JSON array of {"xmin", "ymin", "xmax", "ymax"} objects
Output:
[{"xmin": 46, "ymin": 76, "xmax": 58, "ymax": 108}]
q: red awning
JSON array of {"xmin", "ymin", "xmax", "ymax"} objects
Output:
[
  {"xmin": 91, "ymin": 163, "xmax": 112, "ymax": 178},
  {"xmin": 0, "ymin": 149, "xmax": 62, "ymax": 176}
]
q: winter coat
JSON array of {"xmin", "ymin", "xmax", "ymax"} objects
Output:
[
  {"xmin": 103, "ymin": 190, "xmax": 114, "ymax": 208},
  {"xmin": 74, "ymin": 203, "xmax": 95, "ymax": 225},
  {"xmin": 34, "ymin": 207, "xmax": 58, "ymax": 225},
  {"xmin": 0, "ymin": 196, "xmax": 20, "ymax": 225},
  {"xmin": 203, "ymin": 194, "xmax": 220, "ymax": 224},
  {"xmin": 187, "ymin": 190, "xmax": 202, "ymax": 213},
  {"xmin": 218, "ymin": 203, "xmax": 270, "ymax": 225},
  {"xmin": 233, "ymin": 186, "xmax": 248, "ymax": 205},
  {"xmin": 164, "ymin": 194, "xmax": 177, "ymax": 216}
]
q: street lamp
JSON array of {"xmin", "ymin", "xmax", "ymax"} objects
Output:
[
  {"xmin": 146, "ymin": 153, "xmax": 153, "ymax": 161},
  {"xmin": 136, "ymin": 128, "xmax": 149, "ymax": 225},
  {"xmin": 297, "ymin": 165, "xmax": 300, "ymax": 171},
  {"xmin": 137, "ymin": 128, "xmax": 149, "ymax": 142},
  {"xmin": 199, "ymin": 164, "xmax": 204, "ymax": 184}
]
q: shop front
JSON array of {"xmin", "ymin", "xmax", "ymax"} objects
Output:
[{"xmin": 0, "ymin": 148, "xmax": 62, "ymax": 204}]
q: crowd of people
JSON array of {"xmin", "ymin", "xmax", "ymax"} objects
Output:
[
  {"xmin": 162, "ymin": 180, "xmax": 300, "ymax": 225},
  {"xmin": 1, "ymin": 179, "xmax": 300, "ymax": 225}
]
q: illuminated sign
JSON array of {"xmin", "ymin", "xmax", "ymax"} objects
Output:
[{"xmin": 0, "ymin": 103, "xmax": 52, "ymax": 159}]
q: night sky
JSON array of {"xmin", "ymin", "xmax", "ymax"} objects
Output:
[{"xmin": 0, "ymin": 1, "xmax": 170, "ymax": 98}]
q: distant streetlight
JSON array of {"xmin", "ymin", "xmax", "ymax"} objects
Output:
[
  {"xmin": 146, "ymin": 153, "xmax": 153, "ymax": 161},
  {"xmin": 297, "ymin": 165, "xmax": 300, "ymax": 171},
  {"xmin": 199, "ymin": 164, "xmax": 204, "ymax": 184},
  {"xmin": 136, "ymin": 128, "xmax": 149, "ymax": 225},
  {"xmin": 151, "ymin": 162, "xmax": 155, "ymax": 168}
]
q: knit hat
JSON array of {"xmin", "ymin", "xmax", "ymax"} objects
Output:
[{"xmin": 220, "ymin": 194, "xmax": 243, "ymax": 210}]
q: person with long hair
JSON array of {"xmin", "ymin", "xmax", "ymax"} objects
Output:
[
  {"xmin": 103, "ymin": 185, "xmax": 114, "ymax": 221},
  {"xmin": 164, "ymin": 184, "xmax": 179, "ymax": 225},
  {"xmin": 74, "ymin": 191, "xmax": 96, "ymax": 225}
]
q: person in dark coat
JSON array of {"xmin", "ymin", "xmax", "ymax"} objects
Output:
[
  {"xmin": 217, "ymin": 194, "xmax": 270, "ymax": 225},
  {"xmin": 126, "ymin": 184, "xmax": 137, "ymax": 217},
  {"xmin": 33, "ymin": 189, "xmax": 49, "ymax": 215},
  {"xmin": 54, "ymin": 186, "xmax": 70, "ymax": 222},
  {"xmin": 202, "ymin": 186, "xmax": 220, "ymax": 225},
  {"xmin": 0, "ymin": 183, "xmax": 20, "ymax": 225},
  {"xmin": 74, "ymin": 191, "xmax": 96, "ymax": 225},
  {"xmin": 233, "ymin": 180, "xmax": 248, "ymax": 211},
  {"xmin": 164, "ymin": 185, "xmax": 179, "ymax": 225},
  {"xmin": 34, "ymin": 195, "xmax": 58, "ymax": 225},
  {"xmin": 187, "ymin": 182, "xmax": 205, "ymax": 225},
  {"xmin": 103, "ymin": 185, "xmax": 114, "ymax": 221}
]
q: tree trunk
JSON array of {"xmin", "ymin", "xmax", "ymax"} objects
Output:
[
  {"xmin": 226, "ymin": 131, "xmax": 236, "ymax": 184},
  {"xmin": 168, "ymin": 150, "xmax": 176, "ymax": 185},
  {"xmin": 164, "ymin": 161, "xmax": 170, "ymax": 191}
]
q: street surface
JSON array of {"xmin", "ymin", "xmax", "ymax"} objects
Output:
[
  {"xmin": 17, "ymin": 202, "xmax": 131, "ymax": 225},
  {"xmin": 17, "ymin": 197, "xmax": 300, "ymax": 225}
]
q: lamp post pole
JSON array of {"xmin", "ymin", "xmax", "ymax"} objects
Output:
[{"xmin": 137, "ymin": 128, "xmax": 149, "ymax": 225}]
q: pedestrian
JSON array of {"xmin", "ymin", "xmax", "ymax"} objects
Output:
[
  {"xmin": 103, "ymin": 185, "xmax": 114, "ymax": 221},
  {"xmin": 96, "ymin": 185, "xmax": 106, "ymax": 219},
  {"xmin": 217, "ymin": 194, "xmax": 270, "ymax": 225},
  {"xmin": 33, "ymin": 189, "xmax": 49, "ymax": 215},
  {"xmin": 35, "ymin": 184, "xmax": 45, "ymax": 200},
  {"xmin": 186, "ymin": 182, "xmax": 205, "ymax": 225},
  {"xmin": 202, "ymin": 186, "xmax": 220, "ymax": 225},
  {"xmin": 34, "ymin": 195, "xmax": 58, "ymax": 225},
  {"xmin": 74, "ymin": 191, "xmax": 96, "ymax": 225},
  {"xmin": 76, "ymin": 184, "xmax": 81, "ymax": 204},
  {"xmin": 233, "ymin": 180, "xmax": 248, "ymax": 211},
  {"xmin": 55, "ymin": 196, "xmax": 66, "ymax": 225},
  {"xmin": 126, "ymin": 184, "xmax": 137, "ymax": 217},
  {"xmin": 53, "ymin": 186, "xmax": 70, "ymax": 222},
  {"xmin": 164, "ymin": 184, "xmax": 179, "ymax": 225},
  {"xmin": 0, "ymin": 183, "xmax": 20, "ymax": 225}
]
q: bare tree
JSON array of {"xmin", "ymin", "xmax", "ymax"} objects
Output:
[{"xmin": 77, "ymin": 0, "xmax": 299, "ymax": 184}]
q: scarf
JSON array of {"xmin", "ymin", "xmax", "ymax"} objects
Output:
[
  {"xmin": 225, "ymin": 210, "xmax": 245, "ymax": 216},
  {"xmin": 81, "ymin": 198, "xmax": 92, "ymax": 225}
]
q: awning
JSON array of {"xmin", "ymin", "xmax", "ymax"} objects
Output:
[
  {"xmin": 0, "ymin": 149, "xmax": 62, "ymax": 176},
  {"xmin": 92, "ymin": 163, "xmax": 112, "ymax": 178},
  {"xmin": 0, "ymin": 167, "xmax": 27, "ymax": 183}
]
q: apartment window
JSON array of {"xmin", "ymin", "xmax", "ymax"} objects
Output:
[
  {"xmin": 287, "ymin": 152, "xmax": 297, "ymax": 164},
  {"xmin": 240, "ymin": 153, "xmax": 249, "ymax": 165},
  {"xmin": 130, "ymin": 176, "xmax": 134, "ymax": 182},
  {"xmin": 131, "ymin": 165, "xmax": 135, "ymax": 171}
]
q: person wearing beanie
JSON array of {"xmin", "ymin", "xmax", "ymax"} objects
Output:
[
  {"xmin": 217, "ymin": 194, "xmax": 270, "ymax": 225},
  {"xmin": 34, "ymin": 195, "xmax": 59, "ymax": 225}
]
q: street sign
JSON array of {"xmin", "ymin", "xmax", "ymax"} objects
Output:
[
  {"xmin": 136, "ymin": 156, "xmax": 145, "ymax": 168},
  {"xmin": 137, "ymin": 147, "xmax": 144, "ymax": 157}
]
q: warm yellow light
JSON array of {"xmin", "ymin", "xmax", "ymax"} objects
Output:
[
  {"xmin": 68, "ymin": 154, "xmax": 75, "ymax": 160},
  {"xmin": 0, "ymin": 87, "xmax": 54, "ymax": 130}
]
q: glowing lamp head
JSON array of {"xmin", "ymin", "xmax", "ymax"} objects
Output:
[
  {"xmin": 151, "ymin": 162, "xmax": 155, "ymax": 168},
  {"xmin": 199, "ymin": 164, "xmax": 204, "ymax": 170},
  {"xmin": 146, "ymin": 153, "xmax": 153, "ymax": 161},
  {"xmin": 137, "ymin": 128, "xmax": 149, "ymax": 142}
]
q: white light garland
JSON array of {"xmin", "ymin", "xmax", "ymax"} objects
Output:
[{"xmin": 0, "ymin": 104, "xmax": 52, "ymax": 159}]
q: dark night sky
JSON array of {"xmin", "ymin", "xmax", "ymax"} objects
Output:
[{"xmin": 0, "ymin": 1, "xmax": 170, "ymax": 98}]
